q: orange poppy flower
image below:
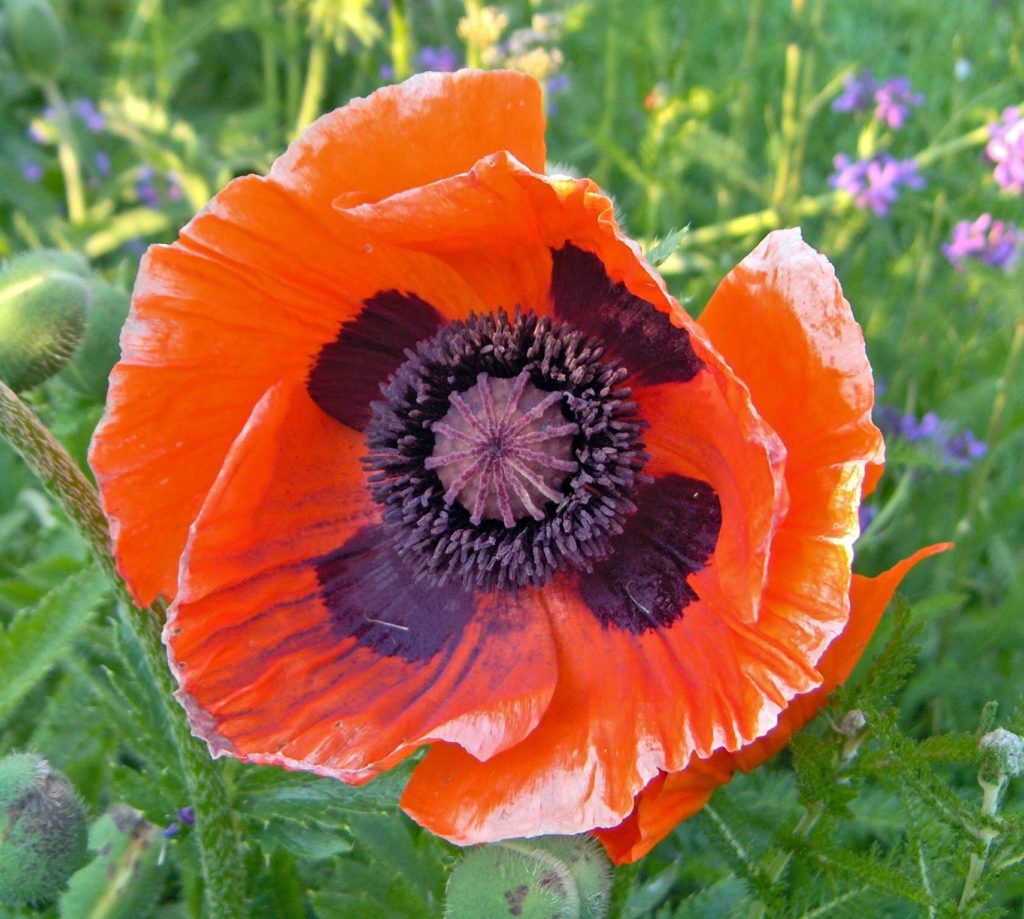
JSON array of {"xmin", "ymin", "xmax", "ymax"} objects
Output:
[{"xmin": 89, "ymin": 70, "xmax": 948, "ymax": 857}]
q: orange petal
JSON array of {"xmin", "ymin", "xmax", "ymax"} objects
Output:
[
  {"xmin": 274, "ymin": 70, "xmax": 546, "ymax": 220},
  {"xmin": 698, "ymin": 229, "xmax": 887, "ymax": 675},
  {"xmin": 595, "ymin": 542, "xmax": 952, "ymax": 864},
  {"xmin": 335, "ymin": 153, "xmax": 709, "ymax": 380},
  {"xmin": 401, "ymin": 558, "xmax": 807, "ymax": 844},
  {"xmin": 90, "ymin": 170, "xmax": 492, "ymax": 605},
  {"xmin": 166, "ymin": 381, "xmax": 558, "ymax": 781},
  {"xmin": 699, "ymin": 228, "xmax": 885, "ymax": 503}
]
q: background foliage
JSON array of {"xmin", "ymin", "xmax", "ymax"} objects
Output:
[{"xmin": 1, "ymin": 0, "xmax": 1022, "ymax": 916}]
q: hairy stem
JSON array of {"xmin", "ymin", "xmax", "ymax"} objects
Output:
[{"xmin": 0, "ymin": 382, "xmax": 248, "ymax": 919}]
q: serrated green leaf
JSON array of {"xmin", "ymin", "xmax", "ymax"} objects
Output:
[
  {"xmin": 669, "ymin": 875, "xmax": 747, "ymax": 918},
  {"xmin": 645, "ymin": 227, "xmax": 688, "ymax": 267},
  {"xmin": 254, "ymin": 818, "xmax": 353, "ymax": 859},
  {"xmin": 235, "ymin": 760, "xmax": 413, "ymax": 825},
  {"xmin": 0, "ymin": 563, "xmax": 108, "ymax": 721}
]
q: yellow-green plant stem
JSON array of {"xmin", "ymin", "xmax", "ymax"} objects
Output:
[
  {"xmin": 294, "ymin": 32, "xmax": 329, "ymax": 138},
  {"xmin": 462, "ymin": 0, "xmax": 483, "ymax": 69},
  {"xmin": 958, "ymin": 775, "xmax": 1006, "ymax": 911},
  {"xmin": 389, "ymin": 0, "xmax": 413, "ymax": 81},
  {"xmin": 771, "ymin": 39, "xmax": 802, "ymax": 211},
  {"xmin": 0, "ymin": 382, "xmax": 247, "ymax": 919},
  {"xmin": 43, "ymin": 82, "xmax": 87, "ymax": 226}
]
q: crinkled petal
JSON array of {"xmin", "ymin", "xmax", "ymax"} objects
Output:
[
  {"xmin": 90, "ymin": 174, "xmax": 491, "ymax": 605},
  {"xmin": 166, "ymin": 381, "xmax": 558, "ymax": 781},
  {"xmin": 595, "ymin": 542, "xmax": 951, "ymax": 864},
  {"xmin": 275, "ymin": 70, "xmax": 546, "ymax": 218}
]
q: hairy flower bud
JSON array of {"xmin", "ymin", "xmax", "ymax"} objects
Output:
[
  {"xmin": 445, "ymin": 835, "xmax": 611, "ymax": 919},
  {"xmin": 0, "ymin": 249, "xmax": 91, "ymax": 391},
  {"xmin": 0, "ymin": 753, "xmax": 88, "ymax": 905},
  {"xmin": 62, "ymin": 280, "xmax": 129, "ymax": 399},
  {"xmin": 5, "ymin": 0, "xmax": 66, "ymax": 85}
]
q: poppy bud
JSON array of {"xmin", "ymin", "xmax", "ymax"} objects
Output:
[
  {"xmin": 4, "ymin": 0, "xmax": 66, "ymax": 85},
  {"xmin": 0, "ymin": 249, "xmax": 91, "ymax": 392},
  {"xmin": 59, "ymin": 805, "xmax": 163, "ymax": 919},
  {"xmin": 978, "ymin": 728, "xmax": 1024, "ymax": 788},
  {"xmin": 445, "ymin": 835, "xmax": 612, "ymax": 919},
  {"xmin": 0, "ymin": 752, "xmax": 88, "ymax": 906},
  {"xmin": 62, "ymin": 280, "xmax": 129, "ymax": 399}
]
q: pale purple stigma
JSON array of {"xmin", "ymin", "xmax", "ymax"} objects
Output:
[{"xmin": 426, "ymin": 371, "xmax": 578, "ymax": 527}]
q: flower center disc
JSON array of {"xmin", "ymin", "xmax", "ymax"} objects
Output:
[
  {"xmin": 426, "ymin": 371, "xmax": 578, "ymax": 527},
  {"xmin": 363, "ymin": 309, "xmax": 648, "ymax": 591}
]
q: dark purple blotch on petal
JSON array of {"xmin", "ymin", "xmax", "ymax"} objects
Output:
[
  {"xmin": 315, "ymin": 525, "xmax": 475, "ymax": 662},
  {"xmin": 549, "ymin": 244, "xmax": 703, "ymax": 386},
  {"xmin": 579, "ymin": 474, "xmax": 721, "ymax": 633},
  {"xmin": 307, "ymin": 290, "xmax": 444, "ymax": 430}
]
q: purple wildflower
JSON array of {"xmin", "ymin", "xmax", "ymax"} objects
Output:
[
  {"xmin": 379, "ymin": 63, "xmax": 396, "ymax": 81},
  {"xmin": 829, "ymin": 153, "xmax": 924, "ymax": 216},
  {"xmin": 833, "ymin": 69, "xmax": 878, "ymax": 113},
  {"xmin": 72, "ymin": 97, "xmax": 106, "ymax": 133},
  {"xmin": 547, "ymin": 73, "xmax": 570, "ymax": 95},
  {"xmin": 858, "ymin": 503, "xmax": 878, "ymax": 533},
  {"xmin": 94, "ymin": 150, "xmax": 111, "ymax": 177},
  {"xmin": 986, "ymin": 107, "xmax": 1024, "ymax": 194},
  {"xmin": 875, "ymin": 405, "xmax": 987, "ymax": 474},
  {"xmin": 136, "ymin": 165, "xmax": 161, "ymax": 208},
  {"xmin": 943, "ymin": 214, "xmax": 1022, "ymax": 272},
  {"xmin": 162, "ymin": 822, "xmax": 180, "ymax": 838},
  {"xmin": 20, "ymin": 160, "xmax": 44, "ymax": 182},
  {"xmin": 873, "ymin": 77, "xmax": 924, "ymax": 129},
  {"xmin": 178, "ymin": 806, "xmax": 195, "ymax": 826},
  {"xmin": 416, "ymin": 46, "xmax": 460, "ymax": 73}
]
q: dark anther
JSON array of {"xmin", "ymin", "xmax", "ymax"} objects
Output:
[{"xmin": 363, "ymin": 310, "xmax": 648, "ymax": 592}]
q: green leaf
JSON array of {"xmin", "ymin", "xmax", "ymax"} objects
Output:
[
  {"xmin": 0, "ymin": 564, "xmax": 108, "ymax": 722},
  {"xmin": 235, "ymin": 760, "xmax": 413, "ymax": 825},
  {"xmin": 669, "ymin": 876, "xmax": 747, "ymax": 918},
  {"xmin": 645, "ymin": 227, "xmax": 689, "ymax": 267}
]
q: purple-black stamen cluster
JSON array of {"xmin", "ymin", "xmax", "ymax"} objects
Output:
[{"xmin": 364, "ymin": 309, "xmax": 648, "ymax": 592}]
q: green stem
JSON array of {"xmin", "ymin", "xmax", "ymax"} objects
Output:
[
  {"xmin": 293, "ymin": 33, "xmax": 330, "ymax": 138},
  {"xmin": 954, "ymin": 318, "xmax": 1024, "ymax": 579},
  {"xmin": 747, "ymin": 801, "xmax": 824, "ymax": 919},
  {"xmin": 958, "ymin": 777, "xmax": 1005, "ymax": 911},
  {"xmin": 0, "ymin": 382, "xmax": 248, "ymax": 919},
  {"xmin": 389, "ymin": 0, "xmax": 413, "ymax": 81},
  {"xmin": 593, "ymin": 0, "xmax": 620, "ymax": 188},
  {"xmin": 283, "ymin": 3, "xmax": 303, "ymax": 131},
  {"xmin": 771, "ymin": 39, "xmax": 802, "ymax": 211},
  {"xmin": 260, "ymin": 0, "xmax": 282, "ymax": 138},
  {"xmin": 43, "ymin": 82, "xmax": 87, "ymax": 226}
]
